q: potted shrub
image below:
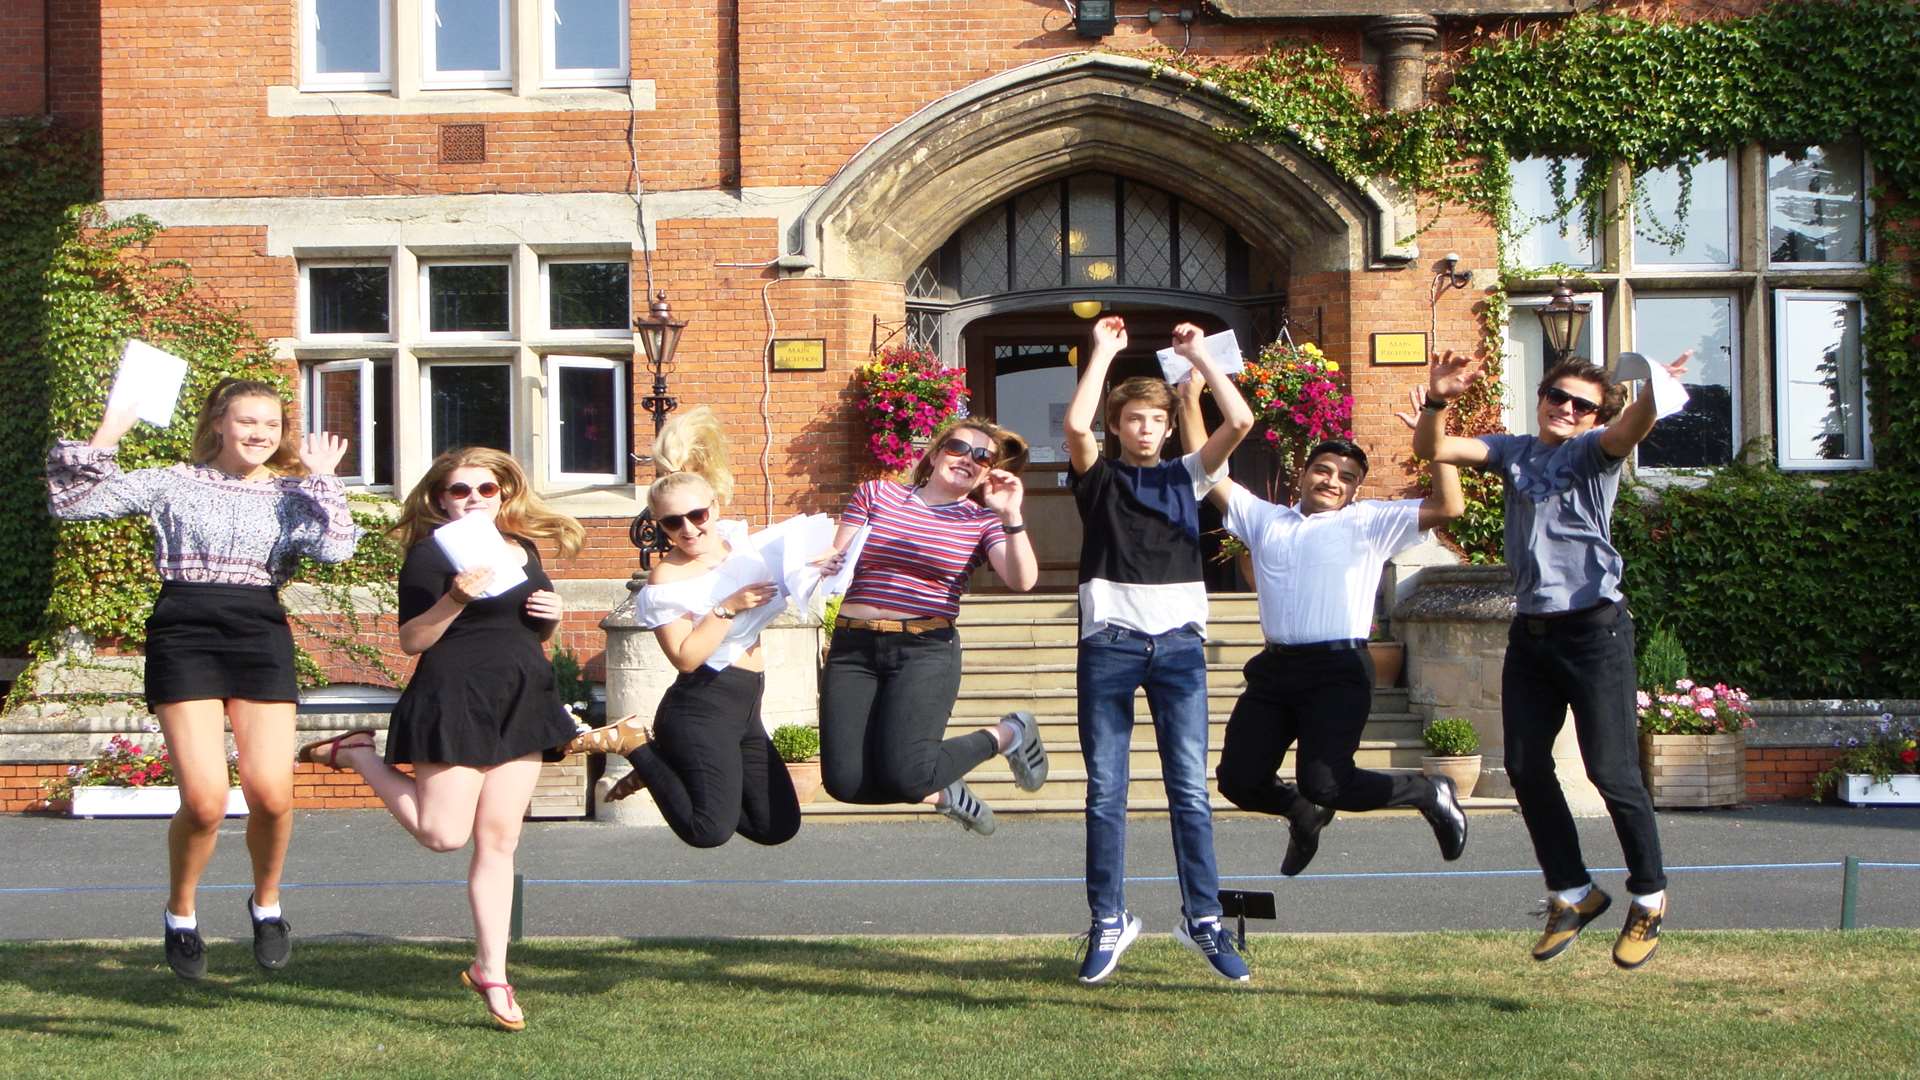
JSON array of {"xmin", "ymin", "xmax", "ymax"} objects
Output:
[
  {"xmin": 1420, "ymin": 717, "xmax": 1481, "ymax": 798},
  {"xmin": 1366, "ymin": 620, "xmax": 1403, "ymax": 689},
  {"xmin": 42, "ymin": 732, "xmax": 247, "ymax": 818},
  {"xmin": 1813, "ymin": 714, "xmax": 1919, "ymax": 805},
  {"xmin": 1637, "ymin": 679, "xmax": 1754, "ymax": 808},
  {"xmin": 772, "ymin": 723, "xmax": 824, "ymax": 805}
]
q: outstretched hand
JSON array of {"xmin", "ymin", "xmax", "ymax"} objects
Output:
[
  {"xmin": 1392, "ymin": 386, "xmax": 1428, "ymax": 431},
  {"xmin": 299, "ymin": 431, "xmax": 351, "ymax": 476},
  {"xmin": 1170, "ymin": 322, "xmax": 1206, "ymax": 361},
  {"xmin": 808, "ymin": 546, "xmax": 847, "ymax": 574},
  {"xmin": 88, "ymin": 400, "xmax": 142, "ymax": 450},
  {"xmin": 1091, "ymin": 315, "xmax": 1128, "ymax": 353},
  {"xmin": 1659, "ymin": 348, "xmax": 1693, "ymax": 382},
  {"xmin": 979, "ymin": 469, "xmax": 1025, "ymax": 518},
  {"xmin": 1429, "ymin": 350, "xmax": 1484, "ymax": 402}
]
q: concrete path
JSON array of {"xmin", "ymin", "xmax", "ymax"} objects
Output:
[{"xmin": 2, "ymin": 804, "xmax": 1915, "ymax": 942}]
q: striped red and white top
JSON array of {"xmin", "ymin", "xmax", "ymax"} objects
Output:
[{"xmin": 840, "ymin": 480, "xmax": 1006, "ymax": 620}]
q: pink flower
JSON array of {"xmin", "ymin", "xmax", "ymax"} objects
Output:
[
  {"xmin": 1692, "ymin": 686, "xmax": 1714, "ymax": 704},
  {"xmin": 1636, "ymin": 691, "xmax": 1651, "ymax": 709},
  {"xmin": 1698, "ymin": 705, "xmax": 1717, "ymax": 719},
  {"xmin": 1674, "ymin": 678, "xmax": 1694, "ymax": 692}
]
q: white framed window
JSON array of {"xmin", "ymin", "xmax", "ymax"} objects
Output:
[
  {"xmin": 546, "ymin": 355, "xmax": 629, "ymax": 482},
  {"xmin": 1633, "ymin": 293, "xmax": 1740, "ymax": 470},
  {"xmin": 304, "ymin": 358, "xmax": 396, "ymax": 487},
  {"xmin": 421, "ymin": 260, "xmax": 513, "ymax": 339},
  {"xmin": 1633, "ymin": 154, "xmax": 1736, "ymax": 271},
  {"xmin": 423, "ymin": 0, "xmax": 511, "ymax": 89},
  {"xmin": 422, "ymin": 359, "xmax": 517, "ymax": 457},
  {"xmin": 1503, "ymin": 290, "xmax": 1606, "ymax": 436},
  {"xmin": 1508, "ymin": 155, "xmax": 1599, "ymax": 270},
  {"xmin": 302, "ymin": 0, "xmax": 392, "ymax": 91},
  {"xmin": 541, "ymin": 257, "xmax": 631, "ymax": 337},
  {"xmin": 543, "ymin": 0, "xmax": 629, "ymax": 87},
  {"xmin": 300, "ymin": 261, "xmax": 393, "ymax": 340},
  {"xmin": 1768, "ymin": 143, "xmax": 1869, "ymax": 268},
  {"xmin": 1773, "ymin": 291, "xmax": 1870, "ymax": 470}
]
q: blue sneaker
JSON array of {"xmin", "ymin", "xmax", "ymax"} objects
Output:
[
  {"xmin": 1076, "ymin": 911, "xmax": 1143, "ymax": 985},
  {"xmin": 1176, "ymin": 916, "xmax": 1250, "ymax": 983}
]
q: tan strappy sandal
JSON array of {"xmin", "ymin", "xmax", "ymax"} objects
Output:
[{"xmin": 564, "ymin": 714, "xmax": 651, "ymax": 756}]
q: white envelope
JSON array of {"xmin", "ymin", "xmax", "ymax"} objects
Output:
[
  {"xmin": 1156, "ymin": 329, "xmax": 1246, "ymax": 386},
  {"xmin": 107, "ymin": 340, "xmax": 190, "ymax": 427},
  {"xmin": 431, "ymin": 513, "xmax": 529, "ymax": 599},
  {"xmin": 1613, "ymin": 352, "xmax": 1690, "ymax": 419}
]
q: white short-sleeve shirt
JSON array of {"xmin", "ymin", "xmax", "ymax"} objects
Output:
[{"xmin": 1225, "ymin": 486, "xmax": 1427, "ymax": 645}]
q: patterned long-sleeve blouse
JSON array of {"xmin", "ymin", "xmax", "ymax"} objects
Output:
[{"xmin": 46, "ymin": 441, "xmax": 362, "ymax": 586}]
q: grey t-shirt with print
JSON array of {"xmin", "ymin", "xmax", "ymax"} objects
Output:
[{"xmin": 1477, "ymin": 429, "xmax": 1625, "ymax": 615}]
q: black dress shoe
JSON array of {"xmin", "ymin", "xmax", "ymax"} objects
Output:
[
  {"xmin": 164, "ymin": 923, "xmax": 207, "ymax": 981},
  {"xmin": 1281, "ymin": 800, "xmax": 1337, "ymax": 877},
  {"xmin": 247, "ymin": 894, "xmax": 292, "ymax": 970},
  {"xmin": 1421, "ymin": 775, "xmax": 1468, "ymax": 861}
]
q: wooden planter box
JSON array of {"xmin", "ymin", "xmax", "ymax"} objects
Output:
[
  {"xmin": 1639, "ymin": 733, "xmax": 1745, "ymax": 808},
  {"xmin": 1836, "ymin": 773, "xmax": 1920, "ymax": 806},
  {"xmin": 526, "ymin": 753, "xmax": 590, "ymax": 819},
  {"xmin": 69, "ymin": 786, "xmax": 249, "ymax": 818}
]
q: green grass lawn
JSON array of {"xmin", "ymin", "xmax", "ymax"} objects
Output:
[{"xmin": 4, "ymin": 932, "xmax": 1918, "ymax": 1079}]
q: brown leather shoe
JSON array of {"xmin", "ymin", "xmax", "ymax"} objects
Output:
[
  {"xmin": 1532, "ymin": 887, "xmax": 1612, "ymax": 962},
  {"xmin": 1613, "ymin": 897, "xmax": 1665, "ymax": 969},
  {"xmin": 565, "ymin": 714, "xmax": 651, "ymax": 756}
]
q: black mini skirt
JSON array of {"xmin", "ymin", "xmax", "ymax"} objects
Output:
[{"xmin": 143, "ymin": 582, "xmax": 299, "ymax": 708}]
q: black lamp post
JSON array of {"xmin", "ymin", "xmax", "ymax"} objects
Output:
[
  {"xmin": 1535, "ymin": 277, "xmax": 1591, "ymax": 366},
  {"xmin": 629, "ymin": 290, "xmax": 688, "ymax": 569}
]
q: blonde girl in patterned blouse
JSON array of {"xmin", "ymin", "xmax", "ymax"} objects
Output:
[{"xmin": 46, "ymin": 377, "xmax": 358, "ymax": 981}]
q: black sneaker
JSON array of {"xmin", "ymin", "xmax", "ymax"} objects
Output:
[
  {"xmin": 1281, "ymin": 799, "xmax": 1336, "ymax": 877},
  {"xmin": 164, "ymin": 923, "xmax": 207, "ymax": 981},
  {"xmin": 247, "ymin": 894, "xmax": 292, "ymax": 970},
  {"xmin": 1420, "ymin": 775, "xmax": 1468, "ymax": 861}
]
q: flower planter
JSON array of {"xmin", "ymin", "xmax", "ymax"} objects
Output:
[
  {"xmin": 68, "ymin": 786, "xmax": 249, "ymax": 819},
  {"xmin": 1639, "ymin": 733, "xmax": 1745, "ymax": 808},
  {"xmin": 786, "ymin": 760, "xmax": 823, "ymax": 805},
  {"xmin": 1367, "ymin": 641, "xmax": 1403, "ymax": 689},
  {"xmin": 1835, "ymin": 773, "xmax": 1920, "ymax": 806},
  {"xmin": 1421, "ymin": 754, "xmax": 1482, "ymax": 799}
]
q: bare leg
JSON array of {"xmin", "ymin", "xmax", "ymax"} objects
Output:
[
  {"xmin": 467, "ymin": 756, "xmax": 542, "ymax": 1024},
  {"xmin": 338, "ymin": 745, "xmax": 488, "ymax": 853},
  {"xmin": 228, "ymin": 699, "xmax": 297, "ymax": 907},
  {"xmin": 155, "ymin": 700, "xmax": 234, "ymax": 918}
]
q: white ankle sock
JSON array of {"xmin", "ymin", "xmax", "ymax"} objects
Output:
[
  {"xmin": 250, "ymin": 898, "xmax": 283, "ymax": 922},
  {"xmin": 1553, "ymin": 883, "xmax": 1593, "ymax": 907},
  {"xmin": 1631, "ymin": 890, "xmax": 1665, "ymax": 911},
  {"xmin": 998, "ymin": 720, "xmax": 1022, "ymax": 753},
  {"xmin": 164, "ymin": 909, "xmax": 197, "ymax": 932}
]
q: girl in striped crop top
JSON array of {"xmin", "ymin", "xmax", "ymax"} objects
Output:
[{"xmin": 814, "ymin": 417, "xmax": 1053, "ymax": 838}]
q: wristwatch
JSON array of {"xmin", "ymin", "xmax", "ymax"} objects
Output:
[
  {"xmin": 711, "ymin": 604, "xmax": 736, "ymax": 620},
  {"xmin": 1421, "ymin": 395, "xmax": 1449, "ymax": 413}
]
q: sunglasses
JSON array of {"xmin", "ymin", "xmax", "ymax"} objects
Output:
[
  {"xmin": 443, "ymin": 481, "xmax": 501, "ymax": 499},
  {"xmin": 658, "ymin": 506, "xmax": 712, "ymax": 533},
  {"xmin": 1538, "ymin": 385, "xmax": 1602, "ymax": 418},
  {"xmin": 939, "ymin": 438, "xmax": 996, "ymax": 466}
]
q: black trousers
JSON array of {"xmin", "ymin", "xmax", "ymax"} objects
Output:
[
  {"xmin": 1503, "ymin": 601, "xmax": 1667, "ymax": 896},
  {"xmin": 627, "ymin": 666, "xmax": 800, "ymax": 849},
  {"xmin": 1216, "ymin": 646, "xmax": 1431, "ymax": 814},
  {"xmin": 819, "ymin": 627, "xmax": 998, "ymax": 805}
]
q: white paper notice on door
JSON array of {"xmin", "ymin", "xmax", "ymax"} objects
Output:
[{"xmin": 106, "ymin": 340, "xmax": 190, "ymax": 428}]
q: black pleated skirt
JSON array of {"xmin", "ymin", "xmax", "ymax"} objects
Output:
[
  {"xmin": 384, "ymin": 631, "xmax": 574, "ymax": 767},
  {"xmin": 143, "ymin": 582, "xmax": 299, "ymax": 708}
]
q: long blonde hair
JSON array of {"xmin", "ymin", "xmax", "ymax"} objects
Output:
[
  {"xmin": 390, "ymin": 447, "xmax": 584, "ymax": 556},
  {"xmin": 650, "ymin": 405, "xmax": 734, "ymax": 507},
  {"xmin": 908, "ymin": 416, "xmax": 1029, "ymax": 505},
  {"xmin": 189, "ymin": 378, "xmax": 303, "ymax": 474}
]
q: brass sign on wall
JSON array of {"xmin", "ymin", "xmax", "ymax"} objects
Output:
[
  {"xmin": 1371, "ymin": 332, "xmax": 1429, "ymax": 366},
  {"xmin": 771, "ymin": 338, "xmax": 827, "ymax": 371}
]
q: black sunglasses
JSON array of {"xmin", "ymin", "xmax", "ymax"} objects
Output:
[
  {"xmin": 658, "ymin": 506, "xmax": 712, "ymax": 533},
  {"xmin": 1538, "ymin": 385, "xmax": 1602, "ymax": 417},
  {"xmin": 939, "ymin": 437, "xmax": 996, "ymax": 466},
  {"xmin": 443, "ymin": 481, "xmax": 501, "ymax": 499}
]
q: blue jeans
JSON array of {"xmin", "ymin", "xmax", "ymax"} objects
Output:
[{"xmin": 1078, "ymin": 625, "xmax": 1221, "ymax": 921}]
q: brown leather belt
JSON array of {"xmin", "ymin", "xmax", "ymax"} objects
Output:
[{"xmin": 834, "ymin": 615, "xmax": 955, "ymax": 634}]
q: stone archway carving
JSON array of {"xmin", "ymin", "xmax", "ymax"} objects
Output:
[{"xmin": 789, "ymin": 52, "xmax": 1417, "ymax": 282}]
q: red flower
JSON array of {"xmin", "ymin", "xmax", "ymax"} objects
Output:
[{"xmin": 1902, "ymin": 748, "xmax": 1918, "ymax": 767}]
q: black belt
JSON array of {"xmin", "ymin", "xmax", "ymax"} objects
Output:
[
  {"xmin": 1517, "ymin": 599, "xmax": 1621, "ymax": 636},
  {"xmin": 1265, "ymin": 638, "xmax": 1368, "ymax": 655}
]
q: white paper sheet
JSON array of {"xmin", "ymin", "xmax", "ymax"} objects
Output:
[
  {"xmin": 1612, "ymin": 352, "xmax": 1691, "ymax": 419},
  {"xmin": 1155, "ymin": 329, "xmax": 1245, "ymax": 386},
  {"xmin": 431, "ymin": 513, "xmax": 529, "ymax": 599},
  {"xmin": 106, "ymin": 340, "xmax": 190, "ymax": 427},
  {"xmin": 743, "ymin": 514, "xmax": 858, "ymax": 622},
  {"xmin": 709, "ymin": 530, "xmax": 785, "ymax": 645}
]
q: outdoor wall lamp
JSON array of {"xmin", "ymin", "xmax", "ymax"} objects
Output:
[
  {"xmin": 1075, "ymin": 0, "xmax": 1117, "ymax": 38},
  {"xmin": 1071, "ymin": 299, "xmax": 1105, "ymax": 319},
  {"xmin": 1430, "ymin": 252, "xmax": 1471, "ymax": 307},
  {"xmin": 630, "ymin": 290, "xmax": 690, "ymax": 568},
  {"xmin": 1535, "ymin": 277, "xmax": 1591, "ymax": 365}
]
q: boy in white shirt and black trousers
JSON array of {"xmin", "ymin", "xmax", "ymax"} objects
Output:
[{"xmin": 1196, "ymin": 385, "xmax": 1470, "ymax": 879}]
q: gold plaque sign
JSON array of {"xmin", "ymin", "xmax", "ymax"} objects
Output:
[
  {"xmin": 1371, "ymin": 332, "xmax": 1429, "ymax": 366},
  {"xmin": 771, "ymin": 338, "xmax": 827, "ymax": 371}
]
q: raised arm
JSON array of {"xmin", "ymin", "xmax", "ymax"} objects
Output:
[
  {"xmin": 1393, "ymin": 386, "xmax": 1467, "ymax": 530},
  {"xmin": 1172, "ymin": 323, "xmax": 1254, "ymax": 479},
  {"xmin": 1064, "ymin": 315, "xmax": 1126, "ymax": 474},
  {"xmin": 1177, "ymin": 376, "xmax": 1235, "ymax": 511},
  {"xmin": 282, "ymin": 432, "xmax": 361, "ymax": 564},
  {"xmin": 1598, "ymin": 350, "xmax": 1693, "ymax": 460},
  {"xmin": 1413, "ymin": 351, "xmax": 1494, "ymax": 468},
  {"xmin": 46, "ymin": 401, "xmax": 163, "ymax": 521},
  {"xmin": 980, "ymin": 470, "xmax": 1038, "ymax": 592}
]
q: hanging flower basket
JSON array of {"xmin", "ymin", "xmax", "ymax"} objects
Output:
[
  {"xmin": 1231, "ymin": 339, "xmax": 1354, "ymax": 498},
  {"xmin": 854, "ymin": 346, "xmax": 968, "ymax": 472}
]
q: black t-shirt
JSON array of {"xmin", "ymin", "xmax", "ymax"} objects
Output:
[{"xmin": 1070, "ymin": 453, "xmax": 1209, "ymax": 587}]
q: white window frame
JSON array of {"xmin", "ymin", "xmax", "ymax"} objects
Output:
[
  {"xmin": 300, "ymin": 0, "xmax": 393, "ymax": 91},
  {"xmin": 1772, "ymin": 290, "xmax": 1872, "ymax": 471},
  {"xmin": 299, "ymin": 259, "xmax": 395, "ymax": 341},
  {"xmin": 545, "ymin": 354, "xmax": 629, "ymax": 483},
  {"xmin": 422, "ymin": 0, "xmax": 512, "ymax": 89},
  {"xmin": 1765, "ymin": 144, "xmax": 1872, "ymax": 271},
  {"xmin": 1507, "ymin": 155, "xmax": 1601, "ymax": 272},
  {"xmin": 541, "ymin": 0, "xmax": 629, "ymax": 88},
  {"xmin": 421, "ymin": 358, "xmax": 519, "ymax": 458},
  {"xmin": 305, "ymin": 358, "xmax": 381, "ymax": 486},
  {"xmin": 540, "ymin": 255, "xmax": 633, "ymax": 338},
  {"xmin": 1631, "ymin": 154, "xmax": 1738, "ymax": 272},
  {"xmin": 420, "ymin": 259, "xmax": 514, "ymax": 340},
  {"xmin": 1630, "ymin": 291, "xmax": 1742, "ymax": 472},
  {"xmin": 1502, "ymin": 289, "xmax": 1607, "ymax": 436}
]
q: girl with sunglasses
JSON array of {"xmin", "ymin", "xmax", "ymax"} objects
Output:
[
  {"xmin": 47, "ymin": 377, "xmax": 358, "ymax": 980},
  {"xmin": 569, "ymin": 406, "xmax": 802, "ymax": 849},
  {"xmin": 298, "ymin": 447, "xmax": 581, "ymax": 1031},
  {"xmin": 815, "ymin": 417, "xmax": 1050, "ymax": 835}
]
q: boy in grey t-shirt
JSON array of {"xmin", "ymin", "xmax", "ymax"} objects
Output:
[{"xmin": 1414, "ymin": 348, "xmax": 1689, "ymax": 971}]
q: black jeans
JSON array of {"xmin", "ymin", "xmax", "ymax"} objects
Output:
[
  {"xmin": 1216, "ymin": 646, "xmax": 1431, "ymax": 814},
  {"xmin": 1503, "ymin": 601, "xmax": 1667, "ymax": 896},
  {"xmin": 627, "ymin": 666, "xmax": 800, "ymax": 849},
  {"xmin": 819, "ymin": 627, "xmax": 997, "ymax": 805}
]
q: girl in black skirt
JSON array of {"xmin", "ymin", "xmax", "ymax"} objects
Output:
[
  {"xmin": 47, "ymin": 378, "xmax": 358, "ymax": 980},
  {"xmin": 298, "ymin": 447, "xmax": 580, "ymax": 1032},
  {"xmin": 570, "ymin": 407, "xmax": 801, "ymax": 848}
]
